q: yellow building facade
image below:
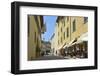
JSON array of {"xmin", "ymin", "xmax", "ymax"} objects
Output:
[
  {"xmin": 70, "ymin": 16, "xmax": 88, "ymax": 42},
  {"xmin": 52, "ymin": 16, "xmax": 88, "ymax": 57},
  {"xmin": 50, "ymin": 23, "xmax": 59, "ymax": 56},
  {"xmin": 28, "ymin": 15, "xmax": 45, "ymax": 60}
]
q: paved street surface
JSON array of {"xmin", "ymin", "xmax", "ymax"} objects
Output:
[{"xmin": 34, "ymin": 55, "xmax": 65, "ymax": 60}]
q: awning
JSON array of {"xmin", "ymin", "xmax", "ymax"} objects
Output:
[
  {"xmin": 68, "ymin": 39, "xmax": 76, "ymax": 45},
  {"xmin": 63, "ymin": 43, "xmax": 68, "ymax": 49},
  {"xmin": 70, "ymin": 33, "xmax": 88, "ymax": 46},
  {"xmin": 57, "ymin": 43, "xmax": 65, "ymax": 50},
  {"xmin": 67, "ymin": 38, "xmax": 77, "ymax": 47},
  {"xmin": 67, "ymin": 32, "xmax": 88, "ymax": 47},
  {"xmin": 59, "ymin": 32, "xmax": 88, "ymax": 49},
  {"xmin": 80, "ymin": 36, "xmax": 88, "ymax": 41},
  {"xmin": 78, "ymin": 32, "xmax": 88, "ymax": 41}
]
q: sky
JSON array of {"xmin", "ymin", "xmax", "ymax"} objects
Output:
[{"xmin": 42, "ymin": 16, "xmax": 57, "ymax": 42}]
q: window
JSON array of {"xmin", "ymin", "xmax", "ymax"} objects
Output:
[
  {"xmin": 67, "ymin": 17, "xmax": 69, "ymax": 21},
  {"xmin": 63, "ymin": 32, "xmax": 65, "ymax": 40},
  {"xmin": 64, "ymin": 19, "xmax": 65, "ymax": 27},
  {"xmin": 61, "ymin": 19, "xmax": 63, "ymax": 24},
  {"xmin": 58, "ymin": 22, "xmax": 59, "ymax": 27},
  {"xmin": 67, "ymin": 27, "xmax": 69, "ymax": 37},
  {"xmin": 61, "ymin": 37, "xmax": 62, "ymax": 43},
  {"xmin": 35, "ymin": 32, "xmax": 36, "ymax": 43},
  {"xmin": 61, "ymin": 27, "xmax": 62, "ymax": 32},
  {"xmin": 62, "ymin": 18, "xmax": 65, "ymax": 27},
  {"xmin": 84, "ymin": 17, "xmax": 88, "ymax": 24},
  {"xmin": 34, "ymin": 16, "xmax": 39, "ymax": 26},
  {"xmin": 72, "ymin": 20, "xmax": 76, "ymax": 32}
]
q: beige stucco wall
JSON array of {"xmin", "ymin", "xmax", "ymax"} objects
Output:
[
  {"xmin": 28, "ymin": 16, "xmax": 42, "ymax": 60},
  {"xmin": 64, "ymin": 17, "xmax": 71, "ymax": 44},
  {"xmin": 71, "ymin": 16, "xmax": 88, "ymax": 41},
  {"xmin": 53, "ymin": 16, "xmax": 88, "ymax": 53}
]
